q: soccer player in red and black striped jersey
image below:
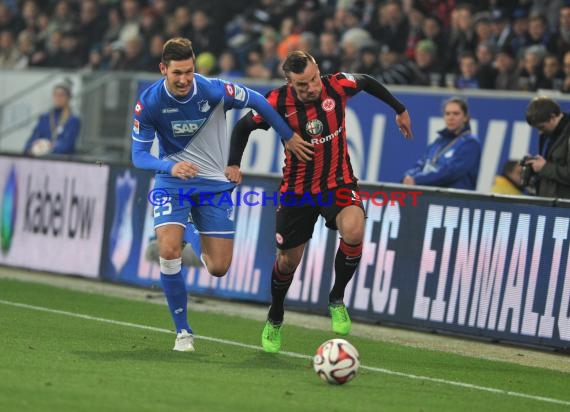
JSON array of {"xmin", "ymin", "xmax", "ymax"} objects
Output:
[{"xmin": 227, "ymin": 51, "xmax": 412, "ymax": 353}]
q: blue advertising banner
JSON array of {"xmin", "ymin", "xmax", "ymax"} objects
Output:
[
  {"xmin": 135, "ymin": 80, "xmax": 563, "ymax": 193},
  {"xmin": 102, "ymin": 165, "xmax": 570, "ymax": 350}
]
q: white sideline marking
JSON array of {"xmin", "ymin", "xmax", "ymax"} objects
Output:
[{"xmin": 1, "ymin": 298, "xmax": 569, "ymax": 407}]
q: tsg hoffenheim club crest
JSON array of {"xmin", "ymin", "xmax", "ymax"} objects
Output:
[
  {"xmin": 109, "ymin": 170, "xmax": 137, "ymax": 275},
  {"xmin": 198, "ymin": 99, "xmax": 210, "ymax": 113}
]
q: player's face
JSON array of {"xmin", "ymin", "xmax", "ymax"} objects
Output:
[
  {"xmin": 160, "ymin": 58, "xmax": 195, "ymax": 97},
  {"xmin": 287, "ymin": 61, "xmax": 322, "ymax": 102}
]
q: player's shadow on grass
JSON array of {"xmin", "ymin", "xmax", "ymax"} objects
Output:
[
  {"xmin": 72, "ymin": 348, "xmax": 211, "ymax": 363},
  {"xmin": 222, "ymin": 352, "xmax": 308, "ymax": 371}
]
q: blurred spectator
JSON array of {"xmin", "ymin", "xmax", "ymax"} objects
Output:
[
  {"xmin": 473, "ymin": 13, "xmax": 494, "ymax": 48},
  {"xmin": 455, "ymin": 52, "xmax": 480, "ymax": 89},
  {"xmin": 367, "ymin": 0, "xmax": 409, "ymax": 54},
  {"xmin": 140, "ymin": 33, "xmax": 165, "ymax": 73},
  {"xmin": 78, "ymin": 0, "xmax": 105, "ymax": 62},
  {"xmin": 475, "ymin": 43, "xmax": 497, "ymax": 89},
  {"xmin": 508, "ymin": 8, "xmax": 530, "ymax": 58},
  {"xmin": 562, "ymin": 50, "xmax": 570, "ymax": 92},
  {"xmin": 376, "ymin": 44, "xmax": 423, "ymax": 85},
  {"xmin": 48, "ymin": 0, "xmax": 76, "ymax": 35},
  {"xmin": 536, "ymin": 53, "xmax": 564, "ymax": 90},
  {"xmin": 119, "ymin": 0, "xmax": 141, "ymax": 45},
  {"xmin": 517, "ymin": 45, "xmax": 547, "ymax": 91},
  {"xmin": 218, "ymin": 50, "xmax": 244, "ymax": 78},
  {"xmin": 190, "ymin": 9, "xmax": 224, "ymax": 57},
  {"xmin": 490, "ymin": 9, "xmax": 513, "ymax": 48},
  {"xmin": 353, "ymin": 44, "xmax": 381, "ymax": 76},
  {"xmin": 110, "ymin": 35, "xmax": 146, "ymax": 71},
  {"xmin": 339, "ymin": 27, "xmax": 372, "ymax": 72},
  {"xmin": 491, "ymin": 160, "xmax": 524, "ymax": 195},
  {"xmin": 402, "ymin": 96, "xmax": 480, "ymax": 190},
  {"xmin": 527, "ymin": 12, "xmax": 551, "ymax": 48},
  {"xmin": 445, "ymin": 4, "xmax": 477, "ymax": 72},
  {"xmin": 245, "ymin": 48, "xmax": 272, "ymax": 79},
  {"xmin": 24, "ymin": 81, "xmax": 80, "ymax": 157},
  {"xmin": 13, "ymin": 30, "xmax": 35, "ymax": 69},
  {"xmin": 421, "ymin": 15, "xmax": 447, "ymax": 63},
  {"xmin": 494, "ymin": 46, "xmax": 519, "ymax": 90},
  {"xmin": 171, "ymin": 6, "xmax": 192, "ymax": 39},
  {"xmin": 0, "ymin": 29, "xmax": 20, "ymax": 68},
  {"xmin": 547, "ymin": 3, "xmax": 570, "ymax": 59},
  {"xmin": 403, "ymin": 2, "xmax": 425, "ymax": 60},
  {"xmin": 413, "ymin": 39, "xmax": 442, "ymax": 87},
  {"xmin": 313, "ymin": 31, "xmax": 340, "ymax": 74}
]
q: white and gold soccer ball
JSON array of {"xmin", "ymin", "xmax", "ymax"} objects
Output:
[{"xmin": 313, "ymin": 338, "xmax": 360, "ymax": 385}]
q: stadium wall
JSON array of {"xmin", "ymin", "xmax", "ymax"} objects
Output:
[{"xmin": 1, "ymin": 155, "xmax": 569, "ymax": 350}]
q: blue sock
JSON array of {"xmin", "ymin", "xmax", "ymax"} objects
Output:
[
  {"xmin": 160, "ymin": 271, "xmax": 192, "ymax": 334},
  {"xmin": 184, "ymin": 222, "xmax": 202, "ymax": 258}
]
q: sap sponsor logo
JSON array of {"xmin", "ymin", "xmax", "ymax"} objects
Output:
[
  {"xmin": 23, "ymin": 175, "xmax": 96, "ymax": 239},
  {"xmin": 234, "ymin": 85, "xmax": 246, "ymax": 102},
  {"xmin": 134, "ymin": 101, "xmax": 143, "ymax": 115},
  {"xmin": 306, "ymin": 119, "xmax": 324, "ymax": 136},
  {"xmin": 162, "ymin": 107, "xmax": 179, "ymax": 114},
  {"xmin": 311, "ymin": 126, "xmax": 342, "ymax": 144},
  {"xmin": 133, "ymin": 119, "xmax": 140, "ymax": 134},
  {"xmin": 171, "ymin": 119, "xmax": 205, "ymax": 137},
  {"xmin": 197, "ymin": 99, "xmax": 210, "ymax": 112},
  {"xmin": 412, "ymin": 205, "xmax": 570, "ymax": 340}
]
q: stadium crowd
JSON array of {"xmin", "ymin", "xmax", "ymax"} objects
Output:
[{"xmin": 2, "ymin": 0, "xmax": 570, "ymax": 92}]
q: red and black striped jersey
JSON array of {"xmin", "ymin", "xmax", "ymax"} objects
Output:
[{"xmin": 252, "ymin": 73, "xmax": 362, "ymax": 195}]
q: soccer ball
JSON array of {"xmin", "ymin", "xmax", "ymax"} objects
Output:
[
  {"xmin": 313, "ymin": 338, "xmax": 360, "ymax": 385},
  {"xmin": 30, "ymin": 138, "xmax": 52, "ymax": 156}
]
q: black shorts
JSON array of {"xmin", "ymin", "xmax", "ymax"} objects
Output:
[{"xmin": 275, "ymin": 184, "xmax": 365, "ymax": 250}]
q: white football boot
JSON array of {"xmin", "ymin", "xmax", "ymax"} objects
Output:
[{"xmin": 173, "ymin": 329, "xmax": 195, "ymax": 352}]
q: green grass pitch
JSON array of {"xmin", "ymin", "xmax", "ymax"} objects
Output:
[{"xmin": 0, "ymin": 278, "xmax": 569, "ymax": 411}]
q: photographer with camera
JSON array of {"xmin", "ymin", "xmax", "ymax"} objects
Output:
[{"xmin": 524, "ymin": 96, "xmax": 570, "ymax": 198}]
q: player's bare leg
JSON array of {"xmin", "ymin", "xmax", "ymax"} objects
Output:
[
  {"xmin": 329, "ymin": 205, "xmax": 365, "ymax": 335},
  {"xmin": 200, "ymin": 236, "xmax": 233, "ymax": 277}
]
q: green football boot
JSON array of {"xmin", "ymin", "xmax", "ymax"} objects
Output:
[
  {"xmin": 261, "ymin": 320, "xmax": 283, "ymax": 353},
  {"xmin": 329, "ymin": 303, "xmax": 352, "ymax": 335}
]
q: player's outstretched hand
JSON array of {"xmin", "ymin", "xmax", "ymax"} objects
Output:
[
  {"xmin": 285, "ymin": 133, "xmax": 314, "ymax": 162},
  {"xmin": 172, "ymin": 161, "xmax": 199, "ymax": 180},
  {"xmin": 396, "ymin": 110, "xmax": 413, "ymax": 139},
  {"xmin": 225, "ymin": 165, "xmax": 242, "ymax": 184}
]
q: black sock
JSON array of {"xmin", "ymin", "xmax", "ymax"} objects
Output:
[
  {"xmin": 329, "ymin": 239, "xmax": 362, "ymax": 304},
  {"xmin": 267, "ymin": 261, "xmax": 294, "ymax": 324}
]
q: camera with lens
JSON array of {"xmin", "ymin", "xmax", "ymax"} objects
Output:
[{"xmin": 519, "ymin": 155, "xmax": 538, "ymax": 191}]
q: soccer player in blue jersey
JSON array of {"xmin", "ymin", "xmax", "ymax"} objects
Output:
[{"xmin": 131, "ymin": 37, "xmax": 311, "ymax": 352}]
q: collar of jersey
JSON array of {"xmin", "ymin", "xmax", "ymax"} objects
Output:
[{"xmin": 162, "ymin": 78, "xmax": 197, "ymax": 104}]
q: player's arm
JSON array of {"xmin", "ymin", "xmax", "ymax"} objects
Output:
[
  {"xmin": 352, "ymin": 74, "xmax": 413, "ymax": 139},
  {"xmin": 245, "ymin": 90, "xmax": 314, "ymax": 161},
  {"xmin": 228, "ymin": 111, "xmax": 267, "ymax": 168}
]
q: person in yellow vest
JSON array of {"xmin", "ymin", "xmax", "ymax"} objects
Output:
[{"xmin": 491, "ymin": 159, "xmax": 524, "ymax": 195}]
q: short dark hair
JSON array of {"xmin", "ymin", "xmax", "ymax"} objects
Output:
[
  {"xmin": 525, "ymin": 96, "xmax": 561, "ymax": 127},
  {"xmin": 282, "ymin": 51, "xmax": 317, "ymax": 76},
  {"xmin": 502, "ymin": 159, "xmax": 520, "ymax": 175},
  {"xmin": 161, "ymin": 37, "xmax": 195, "ymax": 65},
  {"xmin": 443, "ymin": 96, "xmax": 469, "ymax": 116}
]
